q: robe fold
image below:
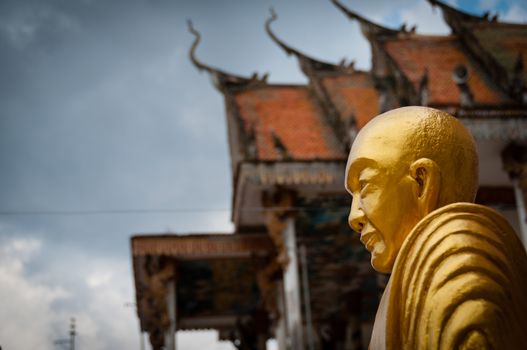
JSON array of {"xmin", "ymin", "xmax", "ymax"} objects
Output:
[{"xmin": 371, "ymin": 203, "xmax": 527, "ymax": 350}]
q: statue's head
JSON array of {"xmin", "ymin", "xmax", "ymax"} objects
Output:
[{"xmin": 345, "ymin": 106, "xmax": 478, "ymax": 273}]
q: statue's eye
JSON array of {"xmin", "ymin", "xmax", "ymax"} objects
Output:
[{"xmin": 359, "ymin": 180, "xmax": 368, "ymax": 192}]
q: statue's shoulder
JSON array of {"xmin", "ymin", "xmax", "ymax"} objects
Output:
[
  {"xmin": 401, "ymin": 202, "xmax": 522, "ymax": 250},
  {"xmin": 386, "ymin": 203, "xmax": 527, "ymax": 350}
]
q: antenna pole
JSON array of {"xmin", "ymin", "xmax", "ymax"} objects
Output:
[
  {"xmin": 70, "ymin": 318, "xmax": 76, "ymax": 350},
  {"xmin": 54, "ymin": 317, "xmax": 76, "ymax": 350}
]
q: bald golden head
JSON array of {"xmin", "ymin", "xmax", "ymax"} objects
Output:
[
  {"xmin": 348, "ymin": 106, "xmax": 479, "ymax": 206},
  {"xmin": 345, "ymin": 106, "xmax": 478, "ymax": 272}
]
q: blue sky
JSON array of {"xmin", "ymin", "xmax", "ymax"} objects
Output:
[{"xmin": 0, "ymin": 0, "xmax": 526, "ymax": 349}]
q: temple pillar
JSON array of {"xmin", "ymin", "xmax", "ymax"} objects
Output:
[
  {"xmin": 282, "ymin": 217, "xmax": 305, "ymax": 350},
  {"xmin": 164, "ymin": 279, "xmax": 177, "ymax": 350},
  {"xmin": 275, "ymin": 281, "xmax": 288, "ymax": 350},
  {"xmin": 299, "ymin": 244, "xmax": 315, "ymax": 350},
  {"xmin": 512, "ymin": 178, "xmax": 527, "ymax": 244},
  {"xmin": 262, "ymin": 189, "xmax": 304, "ymax": 350},
  {"xmin": 502, "ymin": 142, "xmax": 527, "ymax": 245}
]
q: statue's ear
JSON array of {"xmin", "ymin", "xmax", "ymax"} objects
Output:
[{"xmin": 410, "ymin": 158, "xmax": 440, "ymax": 215}]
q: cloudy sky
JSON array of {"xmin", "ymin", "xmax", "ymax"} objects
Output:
[{"xmin": 1, "ymin": 0, "xmax": 526, "ymax": 349}]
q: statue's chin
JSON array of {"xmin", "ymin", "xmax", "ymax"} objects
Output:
[{"xmin": 371, "ymin": 253, "xmax": 394, "ymax": 274}]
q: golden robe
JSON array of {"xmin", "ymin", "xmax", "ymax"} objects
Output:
[{"xmin": 370, "ymin": 203, "xmax": 527, "ymax": 350}]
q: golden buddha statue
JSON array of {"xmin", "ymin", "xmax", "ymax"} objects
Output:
[{"xmin": 345, "ymin": 106, "xmax": 527, "ymax": 349}]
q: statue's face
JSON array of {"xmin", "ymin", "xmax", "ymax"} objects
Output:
[
  {"xmin": 345, "ymin": 106, "xmax": 478, "ymax": 272},
  {"xmin": 345, "ymin": 125, "xmax": 421, "ymax": 273}
]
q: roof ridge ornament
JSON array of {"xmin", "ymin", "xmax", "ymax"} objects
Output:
[
  {"xmin": 427, "ymin": 0, "xmax": 496, "ymax": 23},
  {"xmin": 330, "ymin": 0, "xmax": 403, "ymax": 37},
  {"xmin": 187, "ymin": 19, "xmax": 269, "ymax": 90},
  {"xmin": 400, "ymin": 23, "xmax": 418, "ymax": 34},
  {"xmin": 265, "ymin": 8, "xmax": 306, "ymax": 58},
  {"xmin": 338, "ymin": 58, "xmax": 356, "ymax": 71},
  {"xmin": 265, "ymin": 7, "xmax": 359, "ymax": 75},
  {"xmin": 187, "ymin": 19, "xmax": 218, "ymax": 74}
]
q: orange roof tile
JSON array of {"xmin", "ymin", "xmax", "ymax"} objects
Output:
[
  {"xmin": 321, "ymin": 73, "xmax": 380, "ymax": 129},
  {"xmin": 384, "ymin": 36, "xmax": 508, "ymax": 106},
  {"xmin": 235, "ymin": 86, "xmax": 345, "ymax": 161}
]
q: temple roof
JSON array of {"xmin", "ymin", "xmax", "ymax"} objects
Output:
[
  {"xmin": 319, "ymin": 71, "xmax": 380, "ymax": 128},
  {"xmin": 265, "ymin": 9, "xmax": 380, "ymax": 133},
  {"xmin": 234, "ymin": 85, "xmax": 345, "ymax": 161},
  {"xmin": 333, "ymin": 0, "xmax": 519, "ymax": 108},
  {"xmin": 429, "ymin": 0, "xmax": 527, "ymax": 100},
  {"xmin": 382, "ymin": 35, "xmax": 511, "ymax": 106},
  {"xmin": 189, "ymin": 19, "xmax": 347, "ymax": 163},
  {"xmin": 470, "ymin": 23, "xmax": 527, "ymax": 83}
]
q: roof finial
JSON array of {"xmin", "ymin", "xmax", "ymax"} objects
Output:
[
  {"xmin": 490, "ymin": 13, "xmax": 499, "ymax": 22},
  {"xmin": 265, "ymin": 6, "xmax": 358, "ymax": 75},
  {"xmin": 269, "ymin": 7, "xmax": 277, "ymax": 23},
  {"xmin": 187, "ymin": 19, "xmax": 244, "ymax": 75},
  {"xmin": 187, "ymin": 19, "xmax": 268, "ymax": 90},
  {"xmin": 331, "ymin": 0, "xmax": 400, "ymax": 37},
  {"xmin": 265, "ymin": 7, "xmax": 300, "ymax": 56},
  {"xmin": 427, "ymin": 0, "xmax": 490, "ymax": 23},
  {"xmin": 187, "ymin": 19, "xmax": 217, "ymax": 74},
  {"xmin": 338, "ymin": 58, "xmax": 356, "ymax": 72}
]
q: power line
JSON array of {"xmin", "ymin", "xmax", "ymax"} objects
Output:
[
  {"xmin": 0, "ymin": 206, "xmax": 350, "ymax": 216},
  {"xmin": 0, "ymin": 208, "xmax": 230, "ymax": 216}
]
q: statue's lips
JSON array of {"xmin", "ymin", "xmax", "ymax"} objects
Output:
[{"xmin": 360, "ymin": 230, "xmax": 378, "ymax": 252}]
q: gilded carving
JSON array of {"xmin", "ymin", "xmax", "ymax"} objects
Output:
[
  {"xmin": 345, "ymin": 106, "xmax": 527, "ymax": 349},
  {"xmin": 140, "ymin": 256, "xmax": 175, "ymax": 350}
]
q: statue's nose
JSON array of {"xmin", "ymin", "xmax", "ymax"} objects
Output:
[{"xmin": 348, "ymin": 199, "xmax": 366, "ymax": 233}]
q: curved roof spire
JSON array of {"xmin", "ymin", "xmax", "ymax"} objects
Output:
[
  {"xmin": 187, "ymin": 19, "xmax": 268, "ymax": 90},
  {"xmin": 265, "ymin": 8, "xmax": 303, "ymax": 57},
  {"xmin": 427, "ymin": 0, "xmax": 494, "ymax": 23},
  {"xmin": 188, "ymin": 19, "xmax": 225, "ymax": 75},
  {"xmin": 265, "ymin": 8, "xmax": 355, "ymax": 73},
  {"xmin": 330, "ymin": 0, "xmax": 408, "ymax": 37}
]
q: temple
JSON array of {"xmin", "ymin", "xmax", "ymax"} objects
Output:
[{"xmin": 131, "ymin": 1, "xmax": 527, "ymax": 349}]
